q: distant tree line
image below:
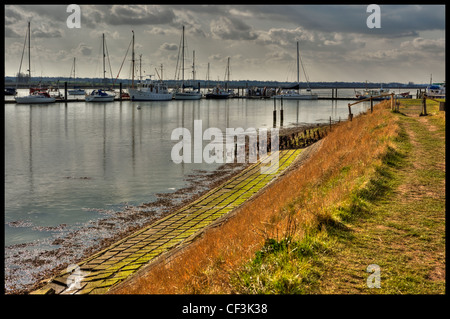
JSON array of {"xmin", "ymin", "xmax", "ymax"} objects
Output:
[{"xmin": 5, "ymin": 76, "xmax": 427, "ymax": 89}]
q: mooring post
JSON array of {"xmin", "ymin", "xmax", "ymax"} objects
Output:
[
  {"xmin": 119, "ymin": 82, "xmax": 123, "ymax": 101},
  {"xmin": 421, "ymin": 96, "xmax": 428, "ymax": 116},
  {"xmin": 331, "ymin": 88, "xmax": 334, "ymax": 99},
  {"xmin": 370, "ymin": 96, "xmax": 373, "ymax": 113},
  {"xmin": 280, "ymin": 97, "xmax": 284, "ymax": 127},
  {"xmin": 64, "ymin": 81, "xmax": 67, "ymax": 101},
  {"xmin": 273, "ymin": 98, "xmax": 277, "ymax": 127},
  {"xmin": 348, "ymin": 103, "xmax": 353, "ymax": 121}
]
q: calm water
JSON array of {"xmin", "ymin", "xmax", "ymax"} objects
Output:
[{"xmin": 4, "ymin": 90, "xmax": 370, "ymax": 291}]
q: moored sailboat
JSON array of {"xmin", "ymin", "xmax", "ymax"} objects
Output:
[
  {"xmin": 174, "ymin": 26, "xmax": 202, "ymax": 100},
  {"xmin": 85, "ymin": 33, "xmax": 115, "ymax": 102},
  {"xmin": 272, "ymin": 41, "xmax": 318, "ymax": 100},
  {"xmin": 205, "ymin": 57, "xmax": 234, "ymax": 99},
  {"xmin": 14, "ymin": 22, "xmax": 55, "ymax": 104},
  {"xmin": 68, "ymin": 58, "xmax": 85, "ymax": 95}
]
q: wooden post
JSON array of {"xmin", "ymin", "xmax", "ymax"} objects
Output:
[
  {"xmin": 439, "ymin": 101, "xmax": 445, "ymax": 112},
  {"xmin": 335, "ymin": 88, "xmax": 338, "ymax": 98},
  {"xmin": 119, "ymin": 82, "xmax": 123, "ymax": 101},
  {"xmin": 331, "ymin": 88, "xmax": 334, "ymax": 99},
  {"xmin": 370, "ymin": 96, "xmax": 373, "ymax": 113},
  {"xmin": 421, "ymin": 96, "xmax": 427, "ymax": 116},
  {"xmin": 329, "ymin": 116, "xmax": 332, "ymax": 131},
  {"xmin": 390, "ymin": 93, "xmax": 395, "ymax": 110},
  {"xmin": 280, "ymin": 97, "xmax": 284, "ymax": 127},
  {"xmin": 273, "ymin": 98, "xmax": 277, "ymax": 127},
  {"xmin": 64, "ymin": 81, "xmax": 67, "ymax": 101},
  {"xmin": 348, "ymin": 103, "xmax": 353, "ymax": 121}
]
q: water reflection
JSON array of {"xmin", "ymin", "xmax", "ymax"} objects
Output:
[{"xmin": 5, "ymin": 99, "xmax": 371, "ymax": 244}]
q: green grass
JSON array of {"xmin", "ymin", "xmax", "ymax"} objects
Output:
[{"xmin": 231, "ymin": 100, "xmax": 445, "ymax": 294}]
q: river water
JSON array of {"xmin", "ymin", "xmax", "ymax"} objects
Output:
[{"xmin": 4, "ymin": 89, "xmax": 370, "ymax": 292}]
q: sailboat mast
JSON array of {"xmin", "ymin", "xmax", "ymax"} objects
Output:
[
  {"xmin": 73, "ymin": 57, "xmax": 76, "ymax": 78},
  {"xmin": 132, "ymin": 30, "xmax": 135, "ymax": 88},
  {"xmin": 28, "ymin": 21, "xmax": 31, "ymax": 80},
  {"xmin": 192, "ymin": 50, "xmax": 195, "ymax": 82},
  {"xmin": 102, "ymin": 33, "xmax": 106, "ymax": 82},
  {"xmin": 225, "ymin": 57, "xmax": 230, "ymax": 90},
  {"xmin": 139, "ymin": 54, "xmax": 142, "ymax": 83},
  {"xmin": 207, "ymin": 62, "xmax": 210, "ymax": 89},
  {"xmin": 296, "ymin": 41, "xmax": 299, "ymax": 93},
  {"xmin": 181, "ymin": 25, "xmax": 185, "ymax": 91}
]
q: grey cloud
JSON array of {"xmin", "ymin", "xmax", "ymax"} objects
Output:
[
  {"xmin": 243, "ymin": 5, "xmax": 444, "ymax": 37},
  {"xmin": 210, "ymin": 16, "xmax": 258, "ymax": 41},
  {"xmin": 105, "ymin": 5, "xmax": 175, "ymax": 26},
  {"xmin": 74, "ymin": 43, "xmax": 93, "ymax": 56},
  {"xmin": 4, "ymin": 26, "xmax": 22, "ymax": 38},
  {"xmin": 32, "ymin": 28, "xmax": 63, "ymax": 38},
  {"xmin": 161, "ymin": 43, "xmax": 178, "ymax": 51}
]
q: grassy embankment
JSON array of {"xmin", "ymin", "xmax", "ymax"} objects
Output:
[{"xmin": 112, "ymin": 98, "xmax": 445, "ymax": 294}]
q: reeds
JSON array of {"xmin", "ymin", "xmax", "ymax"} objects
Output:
[{"xmin": 111, "ymin": 100, "xmax": 399, "ymax": 294}]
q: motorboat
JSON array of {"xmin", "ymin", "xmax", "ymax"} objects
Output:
[
  {"xmin": 205, "ymin": 86, "xmax": 232, "ymax": 99},
  {"xmin": 85, "ymin": 89, "xmax": 115, "ymax": 102},
  {"xmin": 355, "ymin": 86, "xmax": 390, "ymax": 100},
  {"xmin": 426, "ymin": 83, "xmax": 445, "ymax": 98},
  {"xmin": 129, "ymin": 77, "xmax": 173, "ymax": 101}
]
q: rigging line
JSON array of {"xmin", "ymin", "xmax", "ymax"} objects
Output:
[
  {"xmin": 299, "ymin": 54, "xmax": 311, "ymax": 88},
  {"xmin": 104, "ymin": 39, "xmax": 114, "ymax": 87},
  {"xmin": 16, "ymin": 26, "xmax": 29, "ymax": 88},
  {"xmin": 113, "ymin": 37, "xmax": 132, "ymax": 86}
]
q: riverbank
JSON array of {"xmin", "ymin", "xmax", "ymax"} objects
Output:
[
  {"xmin": 110, "ymin": 98, "xmax": 445, "ymax": 294},
  {"xmin": 20, "ymin": 122, "xmax": 324, "ymax": 295}
]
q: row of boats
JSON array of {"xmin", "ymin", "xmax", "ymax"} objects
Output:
[
  {"xmin": 10, "ymin": 82, "xmax": 234, "ymax": 104},
  {"xmin": 10, "ymin": 22, "xmax": 319, "ymax": 104},
  {"xmin": 354, "ymin": 82, "xmax": 445, "ymax": 100},
  {"xmin": 8, "ymin": 81, "xmax": 446, "ymax": 104}
]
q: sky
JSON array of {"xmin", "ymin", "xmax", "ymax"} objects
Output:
[{"xmin": 4, "ymin": 4, "xmax": 446, "ymax": 84}]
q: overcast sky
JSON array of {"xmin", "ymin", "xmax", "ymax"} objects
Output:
[{"xmin": 4, "ymin": 4, "xmax": 446, "ymax": 84}]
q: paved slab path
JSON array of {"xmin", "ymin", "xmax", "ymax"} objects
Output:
[{"xmin": 31, "ymin": 149, "xmax": 302, "ymax": 294}]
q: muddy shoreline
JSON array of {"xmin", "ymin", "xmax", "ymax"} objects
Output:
[{"xmin": 5, "ymin": 123, "xmax": 325, "ymax": 295}]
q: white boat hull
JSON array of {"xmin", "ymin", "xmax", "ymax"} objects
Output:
[
  {"xmin": 272, "ymin": 94, "xmax": 318, "ymax": 100},
  {"xmin": 15, "ymin": 96, "xmax": 56, "ymax": 104},
  {"xmin": 129, "ymin": 89, "xmax": 173, "ymax": 101},
  {"xmin": 174, "ymin": 91, "xmax": 202, "ymax": 100},
  {"xmin": 85, "ymin": 95, "xmax": 115, "ymax": 102}
]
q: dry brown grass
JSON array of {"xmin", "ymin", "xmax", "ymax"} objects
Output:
[{"xmin": 111, "ymin": 101, "xmax": 399, "ymax": 294}]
